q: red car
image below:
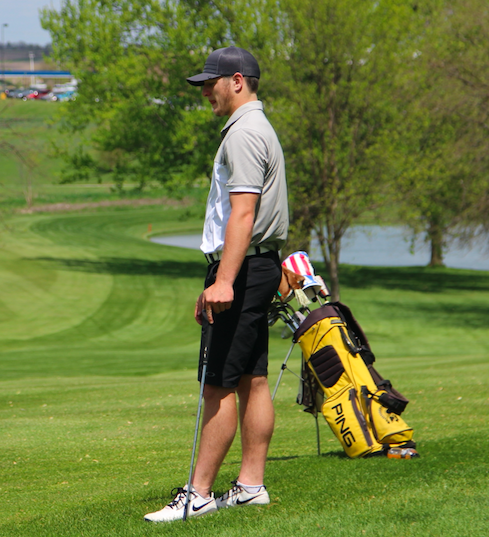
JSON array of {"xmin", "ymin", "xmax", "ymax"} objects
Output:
[{"xmin": 22, "ymin": 90, "xmax": 50, "ymax": 101}]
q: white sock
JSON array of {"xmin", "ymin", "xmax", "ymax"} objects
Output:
[
  {"xmin": 189, "ymin": 484, "xmax": 212, "ymax": 500},
  {"xmin": 237, "ymin": 480, "xmax": 263, "ymax": 494}
]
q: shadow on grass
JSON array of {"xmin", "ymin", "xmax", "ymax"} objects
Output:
[
  {"xmin": 33, "ymin": 258, "xmax": 489, "ymax": 293},
  {"xmin": 267, "ymin": 455, "xmax": 300, "ymax": 462},
  {"xmin": 312, "ymin": 264, "xmax": 489, "ymax": 293},
  {"xmin": 33, "ymin": 256, "xmax": 207, "ymax": 278},
  {"xmin": 320, "ymin": 449, "xmax": 349, "ymax": 459},
  {"xmin": 379, "ymin": 299, "xmax": 489, "ymax": 329}
]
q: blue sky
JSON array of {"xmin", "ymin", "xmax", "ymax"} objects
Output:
[{"xmin": 0, "ymin": 0, "xmax": 62, "ymax": 45}]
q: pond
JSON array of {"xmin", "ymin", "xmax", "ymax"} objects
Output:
[{"xmin": 150, "ymin": 225, "xmax": 489, "ymax": 271}]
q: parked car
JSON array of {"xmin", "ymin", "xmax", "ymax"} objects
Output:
[
  {"xmin": 56, "ymin": 90, "xmax": 77, "ymax": 102},
  {"xmin": 6, "ymin": 88, "xmax": 27, "ymax": 98},
  {"xmin": 22, "ymin": 89, "xmax": 50, "ymax": 100},
  {"xmin": 33, "ymin": 90, "xmax": 50, "ymax": 100},
  {"xmin": 40, "ymin": 91, "xmax": 57, "ymax": 102}
]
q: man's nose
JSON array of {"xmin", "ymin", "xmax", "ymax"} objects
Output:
[{"xmin": 202, "ymin": 85, "xmax": 210, "ymax": 97}]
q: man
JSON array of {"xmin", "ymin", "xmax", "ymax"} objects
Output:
[{"xmin": 145, "ymin": 46, "xmax": 288, "ymax": 523}]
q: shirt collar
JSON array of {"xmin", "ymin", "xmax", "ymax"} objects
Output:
[{"xmin": 221, "ymin": 100, "xmax": 263, "ymax": 139}]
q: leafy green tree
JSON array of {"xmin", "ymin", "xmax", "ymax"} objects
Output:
[
  {"xmin": 262, "ymin": 0, "xmax": 425, "ymax": 299},
  {"xmin": 40, "ymin": 0, "xmax": 229, "ymax": 190},
  {"xmin": 396, "ymin": 109, "xmax": 485, "ymax": 266},
  {"xmin": 40, "ymin": 0, "xmax": 283, "ymax": 192},
  {"xmin": 395, "ymin": 0, "xmax": 489, "ymax": 266}
]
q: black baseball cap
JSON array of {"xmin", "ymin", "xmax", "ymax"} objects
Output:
[{"xmin": 186, "ymin": 46, "xmax": 260, "ymax": 86}]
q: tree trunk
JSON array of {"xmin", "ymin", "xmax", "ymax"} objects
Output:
[
  {"xmin": 428, "ymin": 220, "xmax": 445, "ymax": 267},
  {"xmin": 328, "ymin": 254, "xmax": 341, "ymax": 303},
  {"xmin": 316, "ymin": 226, "xmax": 341, "ymax": 302}
]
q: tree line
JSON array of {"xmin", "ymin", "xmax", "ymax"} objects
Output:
[{"xmin": 41, "ymin": 0, "xmax": 489, "ymax": 300}]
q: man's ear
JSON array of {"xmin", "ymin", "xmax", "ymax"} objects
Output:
[{"xmin": 232, "ymin": 72, "xmax": 245, "ymax": 92}]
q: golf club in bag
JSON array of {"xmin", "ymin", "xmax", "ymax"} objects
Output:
[
  {"xmin": 268, "ymin": 252, "xmax": 329, "ymax": 455},
  {"xmin": 183, "ymin": 311, "xmax": 212, "ymax": 522}
]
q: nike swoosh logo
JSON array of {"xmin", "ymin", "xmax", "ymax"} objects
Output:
[
  {"xmin": 192, "ymin": 500, "xmax": 214, "ymax": 512},
  {"xmin": 236, "ymin": 495, "xmax": 261, "ymax": 505}
]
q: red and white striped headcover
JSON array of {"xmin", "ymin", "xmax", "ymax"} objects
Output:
[{"xmin": 282, "ymin": 251, "xmax": 316, "ymax": 277}]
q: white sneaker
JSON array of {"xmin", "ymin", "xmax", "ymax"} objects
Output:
[
  {"xmin": 216, "ymin": 480, "xmax": 270, "ymax": 509},
  {"xmin": 144, "ymin": 485, "xmax": 217, "ymax": 523}
]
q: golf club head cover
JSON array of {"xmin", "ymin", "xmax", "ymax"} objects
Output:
[
  {"xmin": 277, "ymin": 266, "xmax": 305, "ymax": 303},
  {"xmin": 282, "ymin": 251, "xmax": 330, "ymax": 304}
]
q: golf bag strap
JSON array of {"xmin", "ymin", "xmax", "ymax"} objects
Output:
[
  {"xmin": 331, "ymin": 302, "xmax": 375, "ymax": 360},
  {"xmin": 368, "ymin": 365, "xmax": 409, "ymax": 414}
]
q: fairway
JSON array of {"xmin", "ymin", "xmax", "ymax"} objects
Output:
[{"xmin": 1, "ymin": 205, "xmax": 489, "ymax": 536}]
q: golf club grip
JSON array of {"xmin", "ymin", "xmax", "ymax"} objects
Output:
[{"xmin": 201, "ymin": 311, "xmax": 213, "ymax": 366}]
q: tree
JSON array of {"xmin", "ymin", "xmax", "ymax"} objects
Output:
[
  {"xmin": 262, "ymin": 0, "xmax": 425, "ymax": 300},
  {"xmin": 40, "ymin": 0, "xmax": 229, "ymax": 190},
  {"xmin": 396, "ymin": 107, "xmax": 485, "ymax": 266},
  {"xmin": 395, "ymin": 0, "xmax": 489, "ymax": 266},
  {"xmin": 435, "ymin": 0, "xmax": 489, "ymax": 240},
  {"xmin": 40, "ymin": 0, "xmax": 283, "ymax": 192}
]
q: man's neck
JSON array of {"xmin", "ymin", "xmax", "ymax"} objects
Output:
[{"xmin": 228, "ymin": 94, "xmax": 258, "ymax": 117}]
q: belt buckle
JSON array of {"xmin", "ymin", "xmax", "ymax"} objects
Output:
[{"xmin": 205, "ymin": 252, "xmax": 220, "ymax": 264}]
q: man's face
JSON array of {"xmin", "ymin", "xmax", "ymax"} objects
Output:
[{"xmin": 202, "ymin": 77, "xmax": 233, "ymax": 117}]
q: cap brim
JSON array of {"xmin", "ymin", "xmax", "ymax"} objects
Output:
[{"xmin": 186, "ymin": 73, "xmax": 222, "ymax": 86}]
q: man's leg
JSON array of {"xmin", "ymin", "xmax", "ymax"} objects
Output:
[
  {"xmin": 236, "ymin": 374, "xmax": 274, "ymax": 485},
  {"xmin": 191, "ymin": 384, "xmax": 237, "ymax": 498}
]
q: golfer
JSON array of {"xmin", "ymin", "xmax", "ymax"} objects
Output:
[{"xmin": 145, "ymin": 46, "xmax": 289, "ymax": 523}]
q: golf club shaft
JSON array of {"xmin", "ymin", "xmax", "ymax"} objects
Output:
[{"xmin": 183, "ymin": 315, "xmax": 212, "ymax": 521}]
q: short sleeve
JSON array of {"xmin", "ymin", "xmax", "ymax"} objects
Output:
[{"xmin": 223, "ymin": 128, "xmax": 268, "ymax": 193}]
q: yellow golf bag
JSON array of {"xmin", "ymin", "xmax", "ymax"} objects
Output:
[{"xmin": 294, "ymin": 302, "xmax": 415, "ymax": 458}]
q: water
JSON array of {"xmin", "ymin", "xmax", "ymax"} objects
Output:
[{"xmin": 150, "ymin": 225, "xmax": 489, "ymax": 271}]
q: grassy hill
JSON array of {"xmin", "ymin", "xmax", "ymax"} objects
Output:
[{"xmin": 0, "ymin": 203, "xmax": 488, "ymax": 536}]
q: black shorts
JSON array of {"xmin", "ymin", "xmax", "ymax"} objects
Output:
[{"xmin": 198, "ymin": 251, "xmax": 282, "ymax": 388}]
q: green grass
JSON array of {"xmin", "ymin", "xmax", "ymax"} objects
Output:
[{"xmin": 1, "ymin": 205, "xmax": 489, "ymax": 536}]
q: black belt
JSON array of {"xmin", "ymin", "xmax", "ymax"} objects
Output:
[{"xmin": 205, "ymin": 245, "xmax": 273, "ymax": 264}]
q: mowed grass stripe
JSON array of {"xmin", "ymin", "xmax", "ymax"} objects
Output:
[{"xmin": 0, "ymin": 207, "xmax": 208, "ymax": 377}]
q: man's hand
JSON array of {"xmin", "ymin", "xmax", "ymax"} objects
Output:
[{"xmin": 194, "ymin": 282, "xmax": 234, "ymax": 325}]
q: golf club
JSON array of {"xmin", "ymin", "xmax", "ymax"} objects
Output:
[{"xmin": 183, "ymin": 311, "xmax": 212, "ymax": 522}]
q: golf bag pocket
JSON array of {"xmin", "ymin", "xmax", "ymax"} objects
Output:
[
  {"xmin": 322, "ymin": 386, "xmax": 382, "ymax": 458},
  {"xmin": 309, "ymin": 345, "xmax": 345, "ymax": 389},
  {"xmin": 363, "ymin": 391, "xmax": 414, "ymax": 444}
]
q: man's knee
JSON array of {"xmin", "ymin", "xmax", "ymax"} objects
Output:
[
  {"xmin": 203, "ymin": 383, "xmax": 235, "ymax": 402},
  {"xmin": 236, "ymin": 374, "xmax": 269, "ymax": 398}
]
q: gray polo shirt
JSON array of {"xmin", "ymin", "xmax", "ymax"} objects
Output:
[{"xmin": 201, "ymin": 101, "xmax": 289, "ymax": 254}]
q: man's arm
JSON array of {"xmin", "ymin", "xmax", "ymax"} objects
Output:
[{"xmin": 195, "ymin": 192, "xmax": 259, "ymax": 325}]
